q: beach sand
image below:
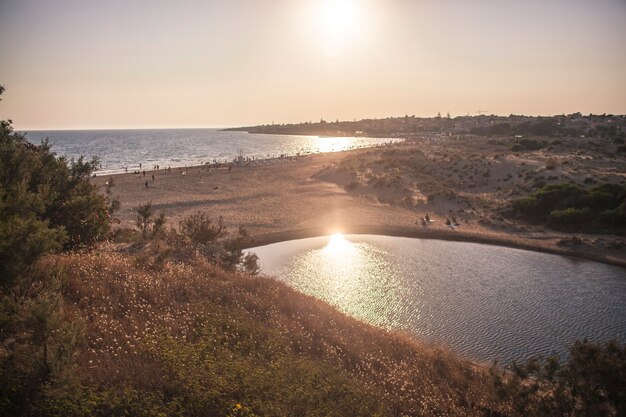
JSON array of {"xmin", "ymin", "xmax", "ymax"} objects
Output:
[{"xmin": 94, "ymin": 141, "xmax": 626, "ymax": 267}]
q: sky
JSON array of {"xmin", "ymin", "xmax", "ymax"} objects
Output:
[{"xmin": 1, "ymin": 0, "xmax": 625, "ymax": 130}]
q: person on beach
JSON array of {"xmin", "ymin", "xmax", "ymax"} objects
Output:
[
  {"xmin": 425, "ymin": 213, "xmax": 430, "ymax": 222},
  {"xmin": 445, "ymin": 217, "xmax": 451, "ymax": 226},
  {"xmin": 144, "ymin": 180, "xmax": 148, "ymax": 188},
  {"xmin": 420, "ymin": 217, "xmax": 427, "ymax": 227},
  {"xmin": 151, "ymin": 174, "xmax": 155, "ymax": 182},
  {"xmin": 139, "ymin": 163, "xmax": 142, "ymax": 169},
  {"xmin": 143, "ymin": 170, "xmax": 146, "ymax": 177}
]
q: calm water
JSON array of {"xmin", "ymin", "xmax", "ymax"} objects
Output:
[
  {"xmin": 250, "ymin": 234, "xmax": 626, "ymax": 363},
  {"xmin": 22, "ymin": 129, "xmax": 399, "ymax": 175}
]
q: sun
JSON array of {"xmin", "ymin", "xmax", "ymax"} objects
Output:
[
  {"xmin": 314, "ymin": 0, "xmax": 359, "ymax": 57},
  {"xmin": 318, "ymin": 1, "xmax": 356, "ymax": 38}
]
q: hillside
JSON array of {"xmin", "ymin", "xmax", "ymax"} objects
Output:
[{"xmin": 5, "ymin": 246, "xmax": 504, "ymax": 416}]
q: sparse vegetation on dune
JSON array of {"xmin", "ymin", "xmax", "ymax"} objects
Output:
[{"xmin": 317, "ymin": 133, "xmax": 626, "ymax": 239}]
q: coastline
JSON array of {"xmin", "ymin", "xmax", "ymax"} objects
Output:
[{"xmin": 94, "ymin": 142, "xmax": 626, "ymax": 269}]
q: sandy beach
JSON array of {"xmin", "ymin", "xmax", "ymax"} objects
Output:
[{"xmin": 93, "ymin": 138, "xmax": 626, "ymax": 267}]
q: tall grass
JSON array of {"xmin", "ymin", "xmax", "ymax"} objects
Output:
[{"xmin": 34, "ymin": 250, "xmax": 504, "ymax": 416}]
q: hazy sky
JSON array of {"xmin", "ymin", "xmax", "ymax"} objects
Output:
[{"xmin": 1, "ymin": 0, "xmax": 625, "ymax": 130}]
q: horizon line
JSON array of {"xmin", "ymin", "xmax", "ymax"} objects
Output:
[{"xmin": 14, "ymin": 112, "xmax": 626, "ymax": 132}]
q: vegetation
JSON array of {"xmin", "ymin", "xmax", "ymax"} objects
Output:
[
  {"xmin": 9, "ymin": 250, "xmax": 501, "ymax": 417},
  {"xmin": 491, "ymin": 339, "xmax": 626, "ymax": 417},
  {"xmin": 133, "ymin": 207, "xmax": 260, "ymax": 274},
  {"xmin": 511, "ymin": 138, "xmax": 547, "ymax": 152},
  {"xmin": 510, "ymin": 183, "xmax": 626, "ymax": 234},
  {"xmin": 4, "ymin": 243, "xmax": 625, "ymax": 417},
  {"xmin": 228, "ymin": 113, "xmax": 624, "ymax": 139},
  {"xmin": 2, "ymin": 87, "xmax": 625, "ymax": 416},
  {"xmin": 0, "ymin": 86, "xmax": 115, "ymax": 415},
  {"xmin": 470, "ymin": 119, "xmax": 580, "ymax": 138}
]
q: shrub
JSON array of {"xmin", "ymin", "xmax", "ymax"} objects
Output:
[
  {"xmin": 491, "ymin": 339, "xmax": 626, "ymax": 417},
  {"xmin": 547, "ymin": 207, "xmax": 593, "ymax": 232},
  {"xmin": 134, "ymin": 202, "xmax": 166, "ymax": 240},
  {"xmin": 511, "ymin": 139, "xmax": 547, "ymax": 152},
  {"xmin": 511, "ymin": 183, "xmax": 586, "ymax": 222},
  {"xmin": 510, "ymin": 182, "xmax": 626, "ymax": 234},
  {"xmin": 345, "ymin": 180, "xmax": 359, "ymax": 190},
  {"xmin": 179, "ymin": 212, "xmax": 226, "ymax": 245}
]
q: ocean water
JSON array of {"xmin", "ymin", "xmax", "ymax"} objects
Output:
[
  {"xmin": 22, "ymin": 128, "xmax": 399, "ymax": 175},
  {"xmin": 250, "ymin": 234, "xmax": 626, "ymax": 363}
]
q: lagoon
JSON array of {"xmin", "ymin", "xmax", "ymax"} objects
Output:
[{"xmin": 250, "ymin": 234, "xmax": 626, "ymax": 363}]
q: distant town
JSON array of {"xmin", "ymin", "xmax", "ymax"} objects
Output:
[{"xmin": 227, "ymin": 113, "xmax": 626, "ymax": 141}]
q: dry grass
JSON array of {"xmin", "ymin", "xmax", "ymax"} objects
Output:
[{"xmin": 38, "ymin": 249, "xmax": 508, "ymax": 416}]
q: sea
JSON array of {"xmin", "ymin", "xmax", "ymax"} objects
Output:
[{"xmin": 22, "ymin": 128, "xmax": 400, "ymax": 175}]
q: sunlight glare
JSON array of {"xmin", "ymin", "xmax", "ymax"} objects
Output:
[
  {"xmin": 314, "ymin": 0, "xmax": 360, "ymax": 57},
  {"xmin": 313, "ymin": 136, "xmax": 351, "ymax": 153},
  {"xmin": 324, "ymin": 233, "xmax": 353, "ymax": 255}
]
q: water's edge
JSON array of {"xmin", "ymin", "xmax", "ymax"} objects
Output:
[{"xmin": 244, "ymin": 225, "xmax": 626, "ymax": 268}]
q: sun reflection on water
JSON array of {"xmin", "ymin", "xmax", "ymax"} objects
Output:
[
  {"xmin": 281, "ymin": 234, "xmax": 403, "ymax": 330},
  {"xmin": 312, "ymin": 136, "xmax": 353, "ymax": 153},
  {"xmin": 324, "ymin": 233, "xmax": 353, "ymax": 255}
]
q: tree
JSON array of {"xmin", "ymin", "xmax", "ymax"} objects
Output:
[
  {"xmin": 0, "ymin": 86, "xmax": 111, "ymax": 293},
  {"xmin": 0, "ymin": 85, "xmax": 108, "ymax": 415}
]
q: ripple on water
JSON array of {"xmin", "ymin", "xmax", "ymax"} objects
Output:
[{"xmin": 251, "ymin": 234, "xmax": 626, "ymax": 363}]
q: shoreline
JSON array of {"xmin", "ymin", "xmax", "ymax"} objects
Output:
[
  {"xmin": 244, "ymin": 225, "xmax": 626, "ymax": 268},
  {"xmin": 89, "ymin": 135, "xmax": 403, "ymax": 177},
  {"xmin": 95, "ymin": 141, "xmax": 626, "ymax": 269}
]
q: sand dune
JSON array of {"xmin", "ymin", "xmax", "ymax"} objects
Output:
[{"xmin": 94, "ymin": 137, "xmax": 626, "ymax": 266}]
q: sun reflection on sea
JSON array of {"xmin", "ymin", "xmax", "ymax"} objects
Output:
[{"xmin": 312, "ymin": 136, "xmax": 352, "ymax": 153}]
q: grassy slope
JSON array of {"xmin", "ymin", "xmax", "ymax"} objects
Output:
[{"xmin": 40, "ymin": 250, "xmax": 505, "ymax": 417}]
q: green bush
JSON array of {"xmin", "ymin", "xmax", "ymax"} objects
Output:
[
  {"xmin": 586, "ymin": 183, "xmax": 626, "ymax": 211},
  {"xmin": 547, "ymin": 207, "xmax": 593, "ymax": 232},
  {"xmin": 0, "ymin": 128, "xmax": 111, "ymax": 253},
  {"xmin": 512, "ymin": 184, "xmax": 586, "ymax": 222},
  {"xmin": 511, "ymin": 139, "xmax": 547, "ymax": 152},
  {"xmin": 179, "ymin": 212, "xmax": 226, "ymax": 245},
  {"xmin": 135, "ymin": 202, "xmax": 166, "ymax": 240},
  {"xmin": 510, "ymin": 182, "xmax": 625, "ymax": 234},
  {"xmin": 129, "ymin": 210, "xmax": 261, "ymax": 274},
  {"xmin": 0, "ymin": 86, "xmax": 115, "ymax": 291}
]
